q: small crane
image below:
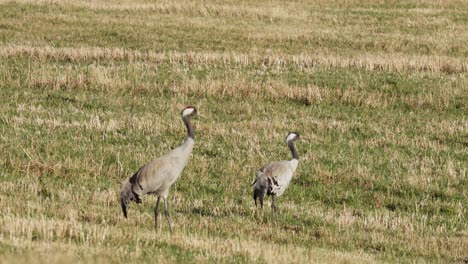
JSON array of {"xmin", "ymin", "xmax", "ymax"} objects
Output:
[{"xmin": 252, "ymin": 132, "xmax": 301, "ymax": 224}]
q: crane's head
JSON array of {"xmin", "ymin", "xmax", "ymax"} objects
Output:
[
  {"xmin": 286, "ymin": 132, "xmax": 300, "ymax": 143},
  {"xmin": 181, "ymin": 106, "xmax": 197, "ymax": 118}
]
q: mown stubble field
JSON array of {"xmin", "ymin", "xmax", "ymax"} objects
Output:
[{"xmin": 0, "ymin": 0, "xmax": 467, "ymax": 263}]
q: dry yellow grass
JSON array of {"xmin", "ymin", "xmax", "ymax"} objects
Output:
[{"xmin": 1, "ymin": 45, "xmax": 466, "ymax": 74}]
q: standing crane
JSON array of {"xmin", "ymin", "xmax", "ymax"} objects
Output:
[
  {"xmin": 252, "ymin": 132, "xmax": 301, "ymax": 224},
  {"xmin": 120, "ymin": 106, "xmax": 199, "ymax": 232}
]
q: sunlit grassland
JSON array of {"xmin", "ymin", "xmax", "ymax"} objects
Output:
[{"xmin": 0, "ymin": 0, "xmax": 467, "ymax": 263}]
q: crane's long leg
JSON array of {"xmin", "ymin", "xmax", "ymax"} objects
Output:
[
  {"xmin": 164, "ymin": 197, "xmax": 174, "ymax": 233},
  {"xmin": 271, "ymin": 195, "xmax": 278, "ymax": 225},
  {"xmin": 154, "ymin": 196, "xmax": 162, "ymax": 230}
]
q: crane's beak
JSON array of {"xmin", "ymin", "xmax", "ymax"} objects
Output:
[
  {"xmin": 197, "ymin": 114, "xmax": 207, "ymax": 119},
  {"xmin": 121, "ymin": 197, "xmax": 128, "ymax": 219}
]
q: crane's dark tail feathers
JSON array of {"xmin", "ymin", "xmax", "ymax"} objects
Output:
[
  {"xmin": 120, "ymin": 171, "xmax": 143, "ymax": 219},
  {"xmin": 253, "ymin": 187, "xmax": 264, "ymax": 209},
  {"xmin": 120, "ymin": 188, "xmax": 142, "ymax": 219},
  {"xmin": 121, "ymin": 197, "xmax": 128, "ymax": 218}
]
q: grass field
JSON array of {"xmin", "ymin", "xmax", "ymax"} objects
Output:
[{"xmin": 0, "ymin": 0, "xmax": 467, "ymax": 263}]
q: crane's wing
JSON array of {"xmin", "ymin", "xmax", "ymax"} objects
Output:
[{"xmin": 254, "ymin": 161, "xmax": 292, "ymax": 196}]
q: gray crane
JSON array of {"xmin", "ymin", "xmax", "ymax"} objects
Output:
[
  {"xmin": 252, "ymin": 132, "xmax": 301, "ymax": 224},
  {"xmin": 120, "ymin": 106, "xmax": 199, "ymax": 232}
]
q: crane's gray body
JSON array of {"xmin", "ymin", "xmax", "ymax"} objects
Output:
[
  {"xmin": 125, "ymin": 138, "xmax": 194, "ymax": 199},
  {"xmin": 253, "ymin": 159, "xmax": 298, "ymax": 199}
]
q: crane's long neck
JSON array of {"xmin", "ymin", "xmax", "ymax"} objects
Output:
[
  {"xmin": 183, "ymin": 116, "xmax": 195, "ymax": 140},
  {"xmin": 287, "ymin": 140, "xmax": 299, "ymax": 160}
]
